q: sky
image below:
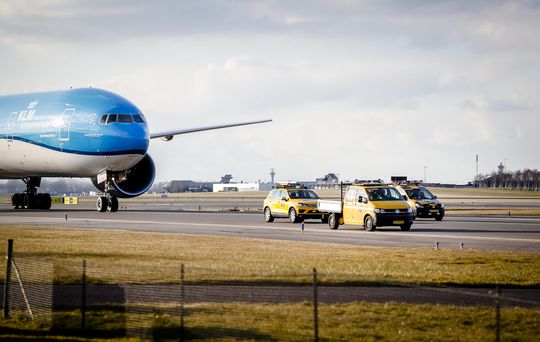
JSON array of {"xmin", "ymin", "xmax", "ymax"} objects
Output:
[{"xmin": 1, "ymin": 0, "xmax": 539, "ymax": 184}]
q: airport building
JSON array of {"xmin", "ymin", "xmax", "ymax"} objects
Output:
[
  {"xmin": 212, "ymin": 183, "xmax": 260, "ymax": 192},
  {"xmin": 164, "ymin": 174, "xmax": 261, "ymax": 192}
]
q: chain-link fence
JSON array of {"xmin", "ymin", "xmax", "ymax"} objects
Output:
[
  {"xmin": 1, "ymin": 243, "xmax": 539, "ymax": 340},
  {"xmin": 2, "ymin": 245, "xmax": 53, "ymax": 325}
]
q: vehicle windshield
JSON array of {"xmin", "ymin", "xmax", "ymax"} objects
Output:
[
  {"xmin": 287, "ymin": 190, "xmax": 319, "ymax": 200},
  {"xmin": 405, "ymin": 188, "xmax": 436, "ymax": 200},
  {"xmin": 367, "ymin": 187, "xmax": 403, "ymax": 201}
]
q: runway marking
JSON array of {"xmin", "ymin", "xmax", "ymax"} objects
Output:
[{"xmin": 3, "ymin": 215, "xmax": 540, "ymax": 244}]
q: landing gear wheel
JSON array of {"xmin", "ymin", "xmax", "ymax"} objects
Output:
[
  {"xmin": 108, "ymin": 196, "xmax": 119, "ymax": 212},
  {"xmin": 328, "ymin": 213, "xmax": 340, "ymax": 230},
  {"xmin": 38, "ymin": 193, "xmax": 52, "ymax": 210},
  {"xmin": 435, "ymin": 215, "xmax": 443, "ymax": 221},
  {"xmin": 400, "ymin": 223, "xmax": 412, "ymax": 231},
  {"xmin": 289, "ymin": 208, "xmax": 300, "ymax": 223},
  {"xmin": 12, "ymin": 193, "xmax": 22, "ymax": 209},
  {"xmin": 264, "ymin": 207, "xmax": 274, "ymax": 222},
  {"xmin": 364, "ymin": 215, "xmax": 376, "ymax": 231},
  {"xmin": 321, "ymin": 215, "xmax": 329, "ymax": 224},
  {"xmin": 97, "ymin": 196, "xmax": 109, "ymax": 212},
  {"xmin": 23, "ymin": 193, "xmax": 38, "ymax": 209},
  {"xmin": 28, "ymin": 194, "xmax": 38, "ymax": 209}
]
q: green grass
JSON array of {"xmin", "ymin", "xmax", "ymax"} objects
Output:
[
  {"xmin": 0, "ymin": 226, "xmax": 538, "ymax": 286},
  {"xmin": 1, "ymin": 302, "xmax": 539, "ymax": 341}
]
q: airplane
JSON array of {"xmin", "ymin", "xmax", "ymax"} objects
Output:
[{"xmin": 0, "ymin": 88, "xmax": 271, "ymax": 212}]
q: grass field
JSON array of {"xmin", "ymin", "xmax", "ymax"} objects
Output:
[
  {"xmin": 1, "ymin": 223, "xmax": 539, "ymax": 341},
  {"xmin": 0, "ymin": 226, "xmax": 538, "ymax": 286},
  {"xmin": 1, "ymin": 302, "xmax": 538, "ymax": 341}
]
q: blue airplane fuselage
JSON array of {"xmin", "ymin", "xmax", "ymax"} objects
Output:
[{"xmin": 0, "ymin": 88, "xmax": 150, "ymax": 178}]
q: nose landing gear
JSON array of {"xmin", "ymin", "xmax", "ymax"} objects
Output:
[{"xmin": 96, "ymin": 195, "xmax": 119, "ymax": 212}]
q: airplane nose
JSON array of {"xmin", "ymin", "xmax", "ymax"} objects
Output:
[{"xmin": 110, "ymin": 122, "xmax": 149, "ymax": 155}]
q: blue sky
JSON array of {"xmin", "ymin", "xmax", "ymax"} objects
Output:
[{"xmin": 1, "ymin": 0, "xmax": 539, "ymax": 183}]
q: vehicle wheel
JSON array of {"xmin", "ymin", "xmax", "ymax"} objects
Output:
[
  {"xmin": 328, "ymin": 213, "xmax": 340, "ymax": 230},
  {"xmin": 264, "ymin": 207, "xmax": 274, "ymax": 222},
  {"xmin": 97, "ymin": 196, "xmax": 108, "ymax": 212},
  {"xmin": 289, "ymin": 208, "xmax": 300, "ymax": 223},
  {"xmin": 364, "ymin": 215, "xmax": 376, "ymax": 231},
  {"xmin": 109, "ymin": 196, "xmax": 119, "ymax": 212},
  {"xmin": 321, "ymin": 215, "xmax": 329, "ymax": 224},
  {"xmin": 435, "ymin": 215, "xmax": 443, "ymax": 221},
  {"xmin": 400, "ymin": 223, "xmax": 412, "ymax": 231}
]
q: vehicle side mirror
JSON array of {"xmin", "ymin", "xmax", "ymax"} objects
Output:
[
  {"xmin": 433, "ymin": 195, "xmax": 437, "ymax": 199},
  {"xmin": 403, "ymin": 195, "xmax": 408, "ymax": 200},
  {"xmin": 281, "ymin": 197, "xmax": 288, "ymax": 201},
  {"xmin": 360, "ymin": 196, "xmax": 368, "ymax": 204}
]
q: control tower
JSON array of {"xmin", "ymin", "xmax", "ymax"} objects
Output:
[{"xmin": 270, "ymin": 168, "xmax": 276, "ymax": 184}]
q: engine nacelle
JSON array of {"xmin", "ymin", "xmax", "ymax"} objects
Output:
[{"xmin": 91, "ymin": 154, "xmax": 156, "ymax": 198}]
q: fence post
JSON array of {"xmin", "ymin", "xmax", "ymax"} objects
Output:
[
  {"xmin": 81, "ymin": 259, "xmax": 86, "ymax": 331},
  {"xmin": 495, "ymin": 285, "xmax": 500, "ymax": 342},
  {"xmin": 180, "ymin": 264, "xmax": 185, "ymax": 342},
  {"xmin": 313, "ymin": 267, "xmax": 319, "ymax": 342},
  {"xmin": 3, "ymin": 239, "xmax": 13, "ymax": 319}
]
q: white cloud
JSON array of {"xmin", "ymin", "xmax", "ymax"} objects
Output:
[{"xmin": 1, "ymin": 0, "xmax": 539, "ymax": 184}]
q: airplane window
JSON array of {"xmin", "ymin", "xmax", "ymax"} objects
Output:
[
  {"xmin": 107, "ymin": 114, "xmax": 117, "ymax": 124},
  {"xmin": 133, "ymin": 115, "xmax": 144, "ymax": 123},
  {"xmin": 99, "ymin": 115, "xmax": 108, "ymax": 124},
  {"xmin": 118, "ymin": 114, "xmax": 132, "ymax": 123}
]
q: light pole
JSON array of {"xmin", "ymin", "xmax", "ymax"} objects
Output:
[{"xmin": 476, "ymin": 154, "xmax": 479, "ymax": 185}]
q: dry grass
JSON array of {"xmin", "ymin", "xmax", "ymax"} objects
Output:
[
  {"xmin": 446, "ymin": 209, "xmax": 540, "ymax": 216},
  {"xmin": 1, "ymin": 302, "xmax": 538, "ymax": 341},
  {"xmin": 429, "ymin": 187, "xmax": 540, "ymax": 198},
  {"xmin": 0, "ymin": 226, "xmax": 538, "ymax": 286}
]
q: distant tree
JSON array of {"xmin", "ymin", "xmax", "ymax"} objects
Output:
[{"xmin": 477, "ymin": 168, "xmax": 540, "ymax": 191}]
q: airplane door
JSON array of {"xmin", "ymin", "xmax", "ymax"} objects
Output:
[
  {"xmin": 6, "ymin": 112, "xmax": 17, "ymax": 151},
  {"xmin": 58, "ymin": 108, "xmax": 75, "ymax": 141}
]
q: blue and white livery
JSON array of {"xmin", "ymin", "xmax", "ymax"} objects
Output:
[{"xmin": 0, "ymin": 88, "xmax": 270, "ymax": 212}]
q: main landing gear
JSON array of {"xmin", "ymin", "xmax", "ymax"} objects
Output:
[{"xmin": 11, "ymin": 177, "xmax": 52, "ymax": 210}]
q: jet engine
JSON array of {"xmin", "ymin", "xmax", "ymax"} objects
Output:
[{"xmin": 91, "ymin": 154, "xmax": 156, "ymax": 198}]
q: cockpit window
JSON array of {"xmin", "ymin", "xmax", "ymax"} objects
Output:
[
  {"xmin": 118, "ymin": 114, "xmax": 132, "ymax": 123},
  {"xmin": 107, "ymin": 114, "xmax": 118, "ymax": 124},
  {"xmin": 99, "ymin": 114, "xmax": 145, "ymax": 125},
  {"xmin": 133, "ymin": 114, "xmax": 145, "ymax": 123}
]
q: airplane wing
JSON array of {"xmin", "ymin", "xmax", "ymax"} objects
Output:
[{"xmin": 150, "ymin": 119, "xmax": 272, "ymax": 141}]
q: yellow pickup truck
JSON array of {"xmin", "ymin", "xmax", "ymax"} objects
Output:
[{"xmin": 317, "ymin": 181, "xmax": 414, "ymax": 231}]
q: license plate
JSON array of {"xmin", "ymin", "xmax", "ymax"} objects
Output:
[
  {"xmin": 393, "ymin": 220, "xmax": 405, "ymax": 225},
  {"xmin": 430, "ymin": 210, "xmax": 439, "ymax": 213}
]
